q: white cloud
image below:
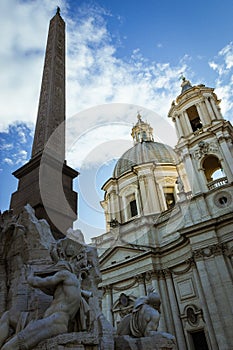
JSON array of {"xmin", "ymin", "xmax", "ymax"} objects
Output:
[
  {"xmin": 14, "ymin": 125, "xmax": 28, "ymax": 144},
  {"xmin": 208, "ymin": 42, "xmax": 233, "ymax": 122},
  {"xmin": 1, "ymin": 1, "xmax": 233, "ymax": 241},
  {"xmin": 0, "ymin": 143, "xmax": 13, "ymax": 151},
  {"xmin": 3, "ymin": 158, "xmax": 13, "ymax": 165},
  {"xmin": 0, "ymin": 0, "xmax": 187, "ymax": 137},
  {"xmin": 0, "ymin": 0, "xmax": 67, "ymax": 131},
  {"xmin": 0, "ymin": 3, "xmax": 232, "ymax": 154},
  {"xmin": 15, "ymin": 150, "xmax": 28, "ymax": 165},
  {"xmin": 219, "ymin": 42, "xmax": 233, "ymax": 69}
]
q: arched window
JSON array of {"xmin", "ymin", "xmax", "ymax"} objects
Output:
[
  {"xmin": 186, "ymin": 105, "xmax": 202, "ymax": 132},
  {"xmin": 202, "ymin": 155, "xmax": 224, "ymax": 182}
]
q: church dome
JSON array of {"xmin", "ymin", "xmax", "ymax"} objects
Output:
[{"xmin": 113, "ymin": 140, "xmax": 177, "ymax": 178}]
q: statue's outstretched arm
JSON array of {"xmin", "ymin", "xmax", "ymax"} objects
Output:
[{"xmin": 26, "ymin": 267, "xmax": 64, "ymax": 289}]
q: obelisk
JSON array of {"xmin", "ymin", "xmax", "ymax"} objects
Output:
[
  {"xmin": 10, "ymin": 8, "xmax": 78, "ymax": 238},
  {"xmin": 32, "ymin": 6, "xmax": 65, "ymax": 160}
]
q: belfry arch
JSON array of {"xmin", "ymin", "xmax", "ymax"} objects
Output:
[{"xmin": 202, "ymin": 155, "xmax": 224, "ymax": 182}]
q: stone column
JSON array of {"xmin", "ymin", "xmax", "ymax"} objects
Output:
[
  {"xmin": 105, "ymin": 285, "xmax": 113, "ymax": 325},
  {"xmin": 200, "ymin": 98, "xmax": 209, "ymax": 119},
  {"xmin": 147, "ymin": 173, "xmax": 160, "ymax": 213},
  {"xmin": 157, "ymin": 183, "xmax": 167, "ymax": 211},
  {"xmin": 182, "ymin": 111, "xmax": 193, "ymax": 134},
  {"xmin": 218, "ymin": 136, "xmax": 233, "ymax": 179},
  {"xmin": 182, "ymin": 152, "xmax": 200, "ymax": 194},
  {"xmin": 224, "ymin": 247, "xmax": 233, "ymax": 280},
  {"xmin": 138, "ymin": 175, "xmax": 147, "ymax": 215},
  {"xmin": 209, "ymin": 96, "xmax": 222, "ymax": 119},
  {"xmin": 214, "ymin": 249, "xmax": 233, "ymax": 312},
  {"xmin": 164, "ymin": 270, "xmax": 187, "ymax": 350},
  {"xmin": 174, "ymin": 115, "xmax": 183, "ymax": 138},
  {"xmin": 137, "ymin": 274, "xmax": 146, "ymax": 296},
  {"xmin": 158, "ymin": 272, "xmax": 175, "ymax": 335},
  {"xmin": 204, "ymin": 256, "xmax": 233, "ymax": 343},
  {"xmin": 193, "ymin": 249, "xmax": 231, "ymax": 349},
  {"xmin": 109, "ymin": 193, "xmax": 114, "ymax": 221},
  {"xmin": 121, "ymin": 195, "xmax": 128, "ymax": 222},
  {"xmin": 198, "ymin": 98, "xmax": 208, "ymax": 116},
  {"xmin": 110, "ymin": 190, "xmax": 120, "ymax": 222},
  {"xmin": 192, "ymin": 261, "xmax": 219, "ymax": 350},
  {"xmin": 150, "ymin": 272, "xmax": 166, "ymax": 332},
  {"xmin": 117, "ymin": 185, "xmax": 123, "ymax": 224},
  {"xmin": 203, "ymin": 96, "xmax": 214, "ymax": 121},
  {"xmin": 196, "ymin": 102, "xmax": 209, "ymax": 125},
  {"xmin": 135, "ymin": 188, "xmax": 141, "ymax": 216}
]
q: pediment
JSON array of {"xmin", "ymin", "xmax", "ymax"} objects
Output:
[{"xmin": 100, "ymin": 245, "xmax": 147, "ymax": 269}]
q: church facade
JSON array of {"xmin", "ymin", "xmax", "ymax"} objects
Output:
[{"xmin": 92, "ymin": 78, "xmax": 233, "ymax": 350}]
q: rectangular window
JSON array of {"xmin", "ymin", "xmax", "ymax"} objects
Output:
[
  {"xmin": 163, "ymin": 187, "xmax": 175, "ymax": 209},
  {"xmin": 130, "ymin": 199, "xmax": 138, "ymax": 217},
  {"xmin": 190, "ymin": 330, "xmax": 209, "ymax": 350}
]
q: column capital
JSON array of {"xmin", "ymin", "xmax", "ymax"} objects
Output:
[
  {"xmin": 135, "ymin": 273, "xmax": 145, "ymax": 283},
  {"xmin": 103, "ymin": 285, "xmax": 112, "ymax": 294},
  {"xmin": 162, "ymin": 268, "xmax": 172, "ymax": 278},
  {"xmin": 145, "ymin": 270, "xmax": 159, "ymax": 281},
  {"xmin": 193, "ymin": 243, "xmax": 227, "ymax": 261},
  {"xmin": 138, "ymin": 174, "xmax": 146, "ymax": 182}
]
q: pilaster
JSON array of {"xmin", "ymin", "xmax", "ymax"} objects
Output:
[
  {"xmin": 104, "ymin": 285, "xmax": 113, "ymax": 325},
  {"xmin": 164, "ymin": 269, "xmax": 187, "ymax": 350},
  {"xmin": 158, "ymin": 271, "xmax": 175, "ymax": 334},
  {"xmin": 193, "ymin": 245, "xmax": 232, "ymax": 349},
  {"xmin": 136, "ymin": 274, "xmax": 146, "ymax": 296},
  {"xmin": 191, "ymin": 260, "xmax": 219, "ymax": 350}
]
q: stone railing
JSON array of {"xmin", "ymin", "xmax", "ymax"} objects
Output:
[{"xmin": 207, "ymin": 176, "xmax": 228, "ymax": 190}]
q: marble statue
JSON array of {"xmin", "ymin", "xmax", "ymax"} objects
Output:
[
  {"xmin": 0, "ymin": 261, "xmax": 91, "ymax": 350},
  {"xmin": 176, "ymin": 176, "xmax": 184, "ymax": 193},
  {"xmin": 0, "ymin": 205, "xmax": 175, "ymax": 350},
  {"xmin": 115, "ymin": 289, "xmax": 176, "ymax": 349},
  {"xmin": 0, "ymin": 205, "xmax": 114, "ymax": 350},
  {"xmin": 117, "ymin": 289, "xmax": 161, "ymax": 337}
]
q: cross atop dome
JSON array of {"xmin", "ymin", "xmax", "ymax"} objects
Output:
[
  {"xmin": 131, "ymin": 113, "xmax": 154, "ymax": 144},
  {"xmin": 137, "ymin": 112, "xmax": 142, "ymax": 122}
]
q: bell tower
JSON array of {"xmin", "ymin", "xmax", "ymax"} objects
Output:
[
  {"xmin": 168, "ymin": 77, "xmax": 233, "ymax": 196},
  {"xmin": 10, "ymin": 9, "xmax": 79, "ymax": 238}
]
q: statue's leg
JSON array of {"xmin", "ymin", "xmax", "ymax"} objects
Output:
[
  {"xmin": 116, "ymin": 314, "xmax": 131, "ymax": 335},
  {"xmin": 0, "ymin": 311, "xmax": 10, "ymax": 348},
  {"xmin": 144, "ymin": 312, "xmax": 160, "ymax": 337},
  {"xmin": 2, "ymin": 312, "xmax": 68, "ymax": 350}
]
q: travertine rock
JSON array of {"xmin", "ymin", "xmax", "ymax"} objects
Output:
[{"xmin": 115, "ymin": 334, "xmax": 177, "ymax": 350}]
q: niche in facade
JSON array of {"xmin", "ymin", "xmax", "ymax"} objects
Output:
[{"xmin": 186, "ymin": 105, "xmax": 202, "ymax": 132}]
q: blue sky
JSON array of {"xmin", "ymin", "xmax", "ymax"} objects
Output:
[{"xmin": 1, "ymin": 0, "xmax": 233, "ymax": 242}]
